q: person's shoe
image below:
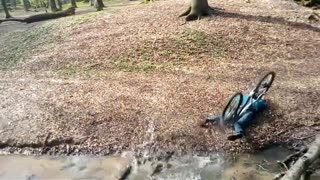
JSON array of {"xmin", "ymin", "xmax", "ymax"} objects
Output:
[{"xmin": 227, "ymin": 134, "xmax": 243, "ymax": 141}]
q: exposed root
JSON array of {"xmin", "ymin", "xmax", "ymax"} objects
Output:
[
  {"xmin": 179, "ymin": 6, "xmax": 191, "ymax": 17},
  {"xmin": 181, "ymin": 6, "xmax": 215, "ymax": 21},
  {"xmin": 0, "ymin": 136, "xmax": 86, "ymax": 149},
  {"xmin": 186, "ymin": 13, "xmax": 201, "ymax": 21},
  {"xmin": 0, "ymin": 18, "xmax": 25, "ymax": 24}
]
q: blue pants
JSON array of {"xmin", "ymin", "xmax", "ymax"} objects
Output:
[
  {"xmin": 206, "ymin": 111, "xmax": 256, "ymax": 135},
  {"xmin": 234, "ymin": 111, "xmax": 254, "ymax": 135}
]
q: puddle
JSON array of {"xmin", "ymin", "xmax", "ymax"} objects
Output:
[
  {"xmin": 0, "ymin": 146, "xmax": 318, "ymax": 180},
  {"xmin": 128, "ymin": 146, "xmax": 293, "ymax": 180},
  {"xmin": 0, "ymin": 155, "xmax": 130, "ymax": 180}
]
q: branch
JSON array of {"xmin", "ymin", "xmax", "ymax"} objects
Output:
[
  {"xmin": 281, "ymin": 135, "xmax": 320, "ymax": 180},
  {"xmin": 0, "ymin": 7, "xmax": 75, "ymax": 24}
]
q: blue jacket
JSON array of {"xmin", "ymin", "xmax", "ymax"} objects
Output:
[{"xmin": 241, "ymin": 95, "xmax": 268, "ymax": 113}]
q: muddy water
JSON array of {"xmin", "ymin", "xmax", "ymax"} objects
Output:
[
  {"xmin": 0, "ymin": 146, "xmax": 317, "ymax": 180},
  {"xmin": 0, "ymin": 155, "xmax": 131, "ymax": 180},
  {"xmin": 129, "ymin": 146, "xmax": 292, "ymax": 180}
]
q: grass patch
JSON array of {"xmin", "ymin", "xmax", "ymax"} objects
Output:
[
  {"xmin": 0, "ymin": 12, "xmax": 100, "ymax": 71},
  {"xmin": 113, "ymin": 59, "xmax": 158, "ymax": 72},
  {"xmin": 63, "ymin": 1, "xmax": 91, "ymax": 9},
  {"xmin": 176, "ymin": 29, "xmax": 227, "ymax": 58},
  {"xmin": 56, "ymin": 64, "xmax": 99, "ymax": 77}
]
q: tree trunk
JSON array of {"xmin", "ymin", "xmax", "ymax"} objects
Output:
[
  {"xmin": 281, "ymin": 135, "xmax": 320, "ymax": 180},
  {"xmin": 10, "ymin": 0, "xmax": 16, "ymax": 8},
  {"xmin": 0, "ymin": 7, "xmax": 75, "ymax": 23},
  {"xmin": 71, "ymin": 0, "xmax": 77, "ymax": 8},
  {"xmin": 95, "ymin": 0, "xmax": 103, "ymax": 11},
  {"xmin": 1, "ymin": 0, "xmax": 12, "ymax": 18},
  {"xmin": 22, "ymin": 0, "xmax": 31, "ymax": 11},
  {"xmin": 56, "ymin": 0, "xmax": 62, "ymax": 10},
  {"xmin": 50, "ymin": 0, "xmax": 58, "ymax": 12},
  {"xmin": 180, "ymin": 0, "xmax": 214, "ymax": 21}
]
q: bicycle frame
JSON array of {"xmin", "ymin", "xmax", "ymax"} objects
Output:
[{"xmin": 237, "ymin": 88, "xmax": 267, "ymax": 117}]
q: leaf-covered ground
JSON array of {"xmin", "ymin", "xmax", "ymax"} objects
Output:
[{"xmin": 0, "ymin": 0, "xmax": 319, "ymax": 155}]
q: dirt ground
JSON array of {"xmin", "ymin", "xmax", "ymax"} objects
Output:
[{"xmin": 0, "ymin": 0, "xmax": 319, "ymax": 155}]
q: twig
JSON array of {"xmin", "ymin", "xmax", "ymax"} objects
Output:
[
  {"xmin": 257, "ymin": 164, "xmax": 267, "ymax": 171},
  {"xmin": 277, "ymin": 160, "xmax": 289, "ymax": 170},
  {"xmin": 273, "ymin": 172, "xmax": 286, "ymax": 180},
  {"xmin": 277, "ymin": 125, "xmax": 303, "ymax": 136},
  {"xmin": 41, "ymin": 132, "xmax": 51, "ymax": 154},
  {"xmin": 294, "ymin": 134, "xmax": 316, "ymax": 140},
  {"xmin": 283, "ymin": 147, "xmax": 308, "ymax": 165}
]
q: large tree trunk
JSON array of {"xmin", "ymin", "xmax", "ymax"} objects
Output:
[
  {"xmin": 50, "ymin": 0, "xmax": 58, "ymax": 12},
  {"xmin": 56, "ymin": 0, "xmax": 63, "ymax": 10},
  {"xmin": 0, "ymin": 7, "xmax": 75, "ymax": 23},
  {"xmin": 1, "ymin": 0, "xmax": 12, "ymax": 18},
  {"xmin": 22, "ymin": 0, "xmax": 31, "ymax": 11},
  {"xmin": 95, "ymin": 0, "xmax": 104, "ymax": 11},
  {"xmin": 180, "ymin": 0, "xmax": 214, "ymax": 21},
  {"xmin": 71, "ymin": 0, "xmax": 77, "ymax": 8},
  {"xmin": 281, "ymin": 135, "xmax": 320, "ymax": 180},
  {"xmin": 10, "ymin": 0, "xmax": 16, "ymax": 8}
]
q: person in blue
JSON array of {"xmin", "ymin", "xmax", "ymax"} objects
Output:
[{"xmin": 204, "ymin": 95, "xmax": 268, "ymax": 141}]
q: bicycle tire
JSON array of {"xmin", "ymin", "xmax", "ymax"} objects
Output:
[
  {"xmin": 222, "ymin": 92, "xmax": 243, "ymax": 123},
  {"xmin": 253, "ymin": 71, "xmax": 275, "ymax": 99}
]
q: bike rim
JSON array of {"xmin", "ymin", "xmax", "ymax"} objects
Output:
[
  {"xmin": 222, "ymin": 93, "xmax": 243, "ymax": 123},
  {"xmin": 254, "ymin": 71, "xmax": 275, "ymax": 98}
]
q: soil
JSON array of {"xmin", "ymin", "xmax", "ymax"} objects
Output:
[{"xmin": 0, "ymin": 0, "xmax": 319, "ymax": 156}]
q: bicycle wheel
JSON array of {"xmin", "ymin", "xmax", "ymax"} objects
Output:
[
  {"xmin": 253, "ymin": 71, "xmax": 275, "ymax": 99},
  {"xmin": 222, "ymin": 92, "xmax": 243, "ymax": 123}
]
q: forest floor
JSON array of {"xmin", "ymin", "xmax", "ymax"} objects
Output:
[{"xmin": 0, "ymin": 0, "xmax": 319, "ymax": 156}]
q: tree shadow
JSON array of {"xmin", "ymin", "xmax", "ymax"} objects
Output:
[{"xmin": 214, "ymin": 10, "xmax": 320, "ymax": 33}]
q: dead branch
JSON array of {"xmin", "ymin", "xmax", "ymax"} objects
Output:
[
  {"xmin": 281, "ymin": 134, "xmax": 320, "ymax": 180},
  {"xmin": 0, "ymin": 7, "xmax": 75, "ymax": 24}
]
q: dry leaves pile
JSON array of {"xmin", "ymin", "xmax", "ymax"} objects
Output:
[{"xmin": 0, "ymin": 0, "xmax": 319, "ymax": 155}]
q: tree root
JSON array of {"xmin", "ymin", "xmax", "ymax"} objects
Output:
[
  {"xmin": 179, "ymin": 6, "xmax": 215, "ymax": 21},
  {"xmin": 179, "ymin": 7, "xmax": 191, "ymax": 17},
  {"xmin": 0, "ymin": 136, "xmax": 87, "ymax": 149}
]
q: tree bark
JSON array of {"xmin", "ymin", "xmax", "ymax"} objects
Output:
[
  {"xmin": 71, "ymin": 0, "xmax": 77, "ymax": 8},
  {"xmin": 56, "ymin": 0, "xmax": 63, "ymax": 10},
  {"xmin": 95, "ymin": 0, "xmax": 104, "ymax": 11},
  {"xmin": 50, "ymin": 0, "xmax": 58, "ymax": 12},
  {"xmin": 22, "ymin": 0, "xmax": 31, "ymax": 11},
  {"xmin": 10, "ymin": 0, "xmax": 16, "ymax": 8},
  {"xmin": 0, "ymin": 7, "xmax": 75, "ymax": 23},
  {"xmin": 180, "ymin": 0, "xmax": 215, "ymax": 21},
  {"xmin": 1, "ymin": 0, "xmax": 12, "ymax": 18},
  {"xmin": 281, "ymin": 135, "xmax": 320, "ymax": 180}
]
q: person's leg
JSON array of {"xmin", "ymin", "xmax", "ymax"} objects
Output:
[
  {"xmin": 237, "ymin": 111, "xmax": 255, "ymax": 131},
  {"xmin": 206, "ymin": 116, "xmax": 222, "ymax": 124},
  {"xmin": 228, "ymin": 111, "xmax": 254, "ymax": 141}
]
